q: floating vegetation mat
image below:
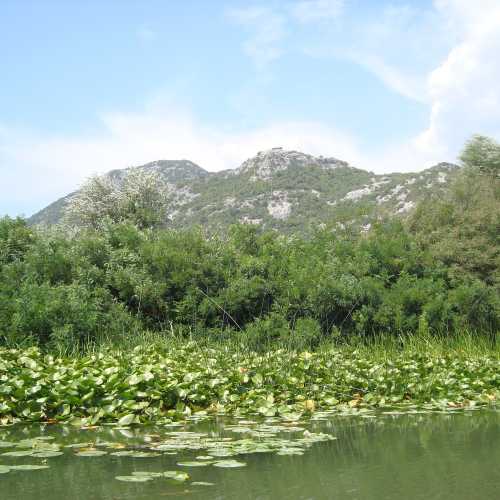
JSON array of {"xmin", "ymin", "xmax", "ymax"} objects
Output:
[
  {"xmin": 1, "ymin": 409, "xmax": 499, "ymax": 494},
  {"xmin": 0, "ymin": 345, "xmax": 498, "ymax": 428},
  {"xmin": 0, "ymin": 416, "xmax": 337, "ymax": 489},
  {"xmin": 1, "ymin": 410, "xmax": 499, "ymax": 499}
]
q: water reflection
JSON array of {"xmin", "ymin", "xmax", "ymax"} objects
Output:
[{"xmin": 0, "ymin": 410, "xmax": 498, "ymax": 500}]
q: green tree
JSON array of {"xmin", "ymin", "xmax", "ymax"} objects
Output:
[
  {"xmin": 65, "ymin": 168, "xmax": 169, "ymax": 229},
  {"xmin": 460, "ymin": 134, "xmax": 500, "ymax": 177}
]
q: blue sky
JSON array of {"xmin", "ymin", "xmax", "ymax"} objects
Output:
[{"xmin": 1, "ymin": 0, "xmax": 500, "ymax": 216}]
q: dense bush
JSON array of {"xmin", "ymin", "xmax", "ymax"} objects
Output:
[
  {"xmin": 0, "ymin": 212, "xmax": 498, "ymax": 351},
  {"xmin": 1, "ymin": 139, "xmax": 498, "ymax": 350}
]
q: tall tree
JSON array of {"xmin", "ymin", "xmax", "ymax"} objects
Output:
[
  {"xmin": 65, "ymin": 168, "xmax": 169, "ymax": 229},
  {"xmin": 460, "ymin": 135, "xmax": 500, "ymax": 177}
]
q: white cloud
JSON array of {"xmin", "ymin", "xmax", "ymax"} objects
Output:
[
  {"xmin": 4, "ymin": 0, "xmax": 500, "ymax": 216},
  {"xmin": 340, "ymin": 51, "xmax": 427, "ymax": 103},
  {"xmin": 298, "ymin": 0, "xmax": 500, "ymax": 169},
  {"xmin": 416, "ymin": 0, "xmax": 500, "ymax": 157},
  {"xmin": 290, "ymin": 0, "xmax": 344, "ymax": 23},
  {"xmin": 0, "ymin": 106, "xmax": 363, "ymax": 216},
  {"xmin": 299, "ymin": 3, "xmax": 450, "ymax": 104},
  {"xmin": 226, "ymin": 6, "xmax": 286, "ymax": 69}
]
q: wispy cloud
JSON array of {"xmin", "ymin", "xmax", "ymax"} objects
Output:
[
  {"xmin": 0, "ymin": 102, "xmax": 363, "ymax": 216},
  {"xmin": 226, "ymin": 1, "xmax": 344, "ymax": 70},
  {"xmin": 227, "ymin": 2, "xmax": 438, "ymax": 102},
  {"xmin": 3, "ymin": 0, "xmax": 500, "ymax": 217},
  {"xmin": 290, "ymin": 0, "xmax": 344, "ymax": 23},
  {"xmin": 226, "ymin": 6, "xmax": 287, "ymax": 69}
]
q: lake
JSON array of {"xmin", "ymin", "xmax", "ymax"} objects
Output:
[{"xmin": 1, "ymin": 409, "xmax": 498, "ymax": 499}]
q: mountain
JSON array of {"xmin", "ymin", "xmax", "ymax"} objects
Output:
[{"xmin": 29, "ymin": 148, "xmax": 460, "ymax": 233}]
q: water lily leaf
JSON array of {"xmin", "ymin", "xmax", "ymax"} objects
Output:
[
  {"xmin": 32, "ymin": 451, "xmax": 64, "ymax": 458},
  {"xmin": 118, "ymin": 414, "xmax": 136, "ymax": 426},
  {"xmin": 192, "ymin": 481, "xmax": 215, "ymax": 486},
  {"xmin": 15, "ymin": 439, "xmax": 39, "ymax": 448},
  {"xmin": 0, "ymin": 465, "xmax": 10, "ymax": 474},
  {"xmin": 115, "ymin": 475, "xmax": 152, "ymax": 482},
  {"xmin": 127, "ymin": 374, "xmax": 143, "ymax": 386},
  {"xmin": 177, "ymin": 461, "xmax": 210, "ymax": 467},
  {"xmin": 109, "ymin": 450, "xmax": 136, "ymax": 457},
  {"xmin": 213, "ymin": 460, "xmax": 246, "ymax": 468},
  {"xmin": 65, "ymin": 442, "xmax": 92, "ymax": 449},
  {"xmin": 127, "ymin": 451, "xmax": 161, "ymax": 458},
  {"xmin": 75, "ymin": 450, "xmax": 108, "ymax": 457},
  {"xmin": 2, "ymin": 450, "xmax": 34, "ymax": 457},
  {"xmin": 131, "ymin": 471, "xmax": 164, "ymax": 478}
]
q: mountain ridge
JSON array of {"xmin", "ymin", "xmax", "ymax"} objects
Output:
[{"xmin": 29, "ymin": 148, "xmax": 460, "ymax": 233}]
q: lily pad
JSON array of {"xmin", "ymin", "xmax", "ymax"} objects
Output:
[
  {"xmin": 131, "ymin": 471, "xmax": 164, "ymax": 478},
  {"xmin": 128, "ymin": 451, "xmax": 161, "ymax": 458},
  {"xmin": 75, "ymin": 450, "xmax": 108, "ymax": 457},
  {"xmin": 118, "ymin": 414, "xmax": 136, "ymax": 426},
  {"xmin": 109, "ymin": 450, "xmax": 136, "ymax": 457},
  {"xmin": 192, "ymin": 481, "xmax": 215, "ymax": 486},
  {"xmin": 0, "ymin": 465, "xmax": 10, "ymax": 474},
  {"xmin": 32, "ymin": 451, "xmax": 64, "ymax": 458},
  {"xmin": 177, "ymin": 461, "xmax": 210, "ymax": 467},
  {"xmin": 2, "ymin": 450, "xmax": 34, "ymax": 457},
  {"xmin": 213, "ymin": 460, "xmax": 246, "ymax": 468},
  {"xmin": 115, "ymin": 475, "xmax": 153, "ymax": 482},
  {"xmin": 65, "ymin": 442, "xmax": 93, "ymax": 449}
]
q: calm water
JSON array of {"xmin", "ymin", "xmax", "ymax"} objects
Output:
[{"xmin": 1, "ymin": 410, "xmax": 499, "ymax": 500}]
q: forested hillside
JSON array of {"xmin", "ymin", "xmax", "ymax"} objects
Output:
[{"xmin": 29, "ymin": 149, "xmax": 459, "ymax": 234}]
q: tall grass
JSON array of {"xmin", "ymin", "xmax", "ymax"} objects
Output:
[{"xmin": 57, "ymin": 326, "xmax": 500, "ymax": 361}]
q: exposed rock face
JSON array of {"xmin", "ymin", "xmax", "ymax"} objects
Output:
[
  {"xmin": 267, "ymin": 191, "xmax": 292, "ymax": 220},
  {"xmin": 29, "ymin": 149, "xmax": 460, "ymax": 234},
  {"xmin": 237, "ymin": 147, "xmax": 348, "ymax": 181}
]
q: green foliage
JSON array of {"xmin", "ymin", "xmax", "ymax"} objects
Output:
[
  {"xmin": 0, "ymin": 213, "xmax": 497, "ymax": 350},
  {"xmin": 0, "ymin": 217, "xmax": 34, "ymax": 265},
  {"xmin": 1, "ymin": 140, "xmax": 499, "ymax": 350},
  {"xmin": 30, "ymin": 152, "xmax": 460, "ymax": 236},
  {"xmin": 460, "ymin": 134, "xmax": 500, "ymax": 177},
  {"xmin": 410, "ymin": 144, "xmax": 500, "ymax": 287},
  {"xmin": 0, "ymin": 341, "xmax": 498, "ymax": 425},
  {"xmin": 64, "ymin": 168, "xmax": 169, "ymax": 229}
]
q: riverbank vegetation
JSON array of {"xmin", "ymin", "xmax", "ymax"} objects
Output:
[
  {"xmin": 2, "ymin": 147, "xmax": 499, "ymax": 350},
  {"xmin": 0, "ymin": 136, "xmax": 499, "ymax": 425},
  {"xmin": 0, "ymin": 336, "xmax": 498, "ymax": 426}
]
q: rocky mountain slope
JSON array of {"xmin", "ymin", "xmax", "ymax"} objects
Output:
[{"xmin": 29, "ymin": 148, "xmax": 460, "ymax": 233}]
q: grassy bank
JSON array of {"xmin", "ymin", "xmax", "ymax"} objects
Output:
[{"xmin": 1, "ymin": 336, "xmax": 498, "ymax": 426}]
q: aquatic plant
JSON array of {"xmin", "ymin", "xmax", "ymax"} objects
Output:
[{"xmin": 0, "ymin": 343, "xmax": 497, "ymax": 426}]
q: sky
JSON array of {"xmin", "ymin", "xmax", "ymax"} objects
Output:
[{"xmin": 1, "ymin": 0, "xmax": 500, "ymax": 217}]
